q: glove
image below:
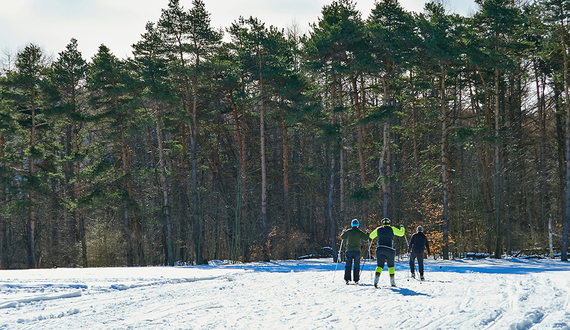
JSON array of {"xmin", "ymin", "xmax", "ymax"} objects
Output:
[
  {"xmin": 400, "ymin": 224, "xmax": 404, "ymax": 228},
  {"xmin": 366, "ymin": 229, "xmax": 370, "ymax": 234}
]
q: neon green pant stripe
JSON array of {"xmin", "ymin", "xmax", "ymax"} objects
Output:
[{"xmin": 376, "ymin": 266, "xmax": 396, "ymax": 277}]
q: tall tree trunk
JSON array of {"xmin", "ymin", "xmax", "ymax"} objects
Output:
[
  {"xmin": 338, "ymin": 77, "xmax": 344, "ymax": 225},
  {"xmin": 28, "ymin": 92, "xmax": 36, "ymax": 269},
  {"xmin": 330, "ymin": 78, "xmax": 338, "ymax": 262},
  {"xmin": 282, "ymin": 119, "xmax": 291, "ymax": 259},
  {"xmin": 535, "ymin": 61, "xmax": 551, "ymax": 245},
  {"xmin": 156, "ymin": 115, "xmax": 173, "ymax": 267},
  {"xmin": 240, "ymin": 80, "xmax": 248, "ymax": 261},
  {"xmin": 441, "ymin": 68, "xmax": 450, "ymax": 260},
  {"xmin": 120, "ymin": 123, "xmax": 134, "ymax": 267},
  {"xmin": 562, "ymin": 19, "xmax": 570, "ymax": 262},
  {"xmin": 380, "ymin": 77, "xmax": 391, "ymax": 219},
  {"xmin": 555, "ymin": 85, "xmax": 566, "ymax": 241},
  {"xmin": 192, "ymin": 78, "xmax": 202, "ymax": 265},
  {"xmin": 64, "ymin": 122, "xmax": 74, "ymax": 255},
  {"xmin": 494, "ymin": 63, "xmax": 502, "ymax": 259},
  {"xmin": 360, "ymin": 76, "xmax": 369, "ymax": 226},
  {"xmin": 127, "ymin": 175, "xmax": 142, "ymax": 265},
  {"xmin": 0, "ymin": 133, "xmax": 7, "ymax": 269},
  {"xmin": 259, "ymin": 54, "xmax": 269, "ymax": 261},
  {"xmin": 175, "ymin": 125, "xmax": 189, "ymax": 266},
  {"xmin": 410, "ymin": 70, "xmax": 421, "ymax": 224},
  {"xmin": 231, "ymin": 90, "xmax": 246, "ymax": 261},
  {"xmin": 73, "ymin": 118, "xmax": 87, "ymax": 267},
  {"xmin": 172, "ymin": 40, "xmax": 190, "ymax": 267},
  {"xmin": 473, "ymin": 65, "xmax": 495, "ymax": 253},
  {"xmin": 352, "ymin": 75, "xmax": 368, "ymax": 226}
]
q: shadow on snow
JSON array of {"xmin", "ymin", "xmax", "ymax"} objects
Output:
[{"xmin": 194, "ymin": 258, "xmax": 569, "ymax": 275}]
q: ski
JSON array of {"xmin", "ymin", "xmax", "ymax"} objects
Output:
[{"xmin": 408, "ymin": 274, "xmax": 422, "ymax": 282}]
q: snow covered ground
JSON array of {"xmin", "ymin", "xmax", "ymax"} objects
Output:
[{"xmin": 1, "ymin": 257, "xmax": 569, "ymax": 329}]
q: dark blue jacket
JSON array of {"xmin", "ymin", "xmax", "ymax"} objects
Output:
[{"xmin": 408, "ymin": 231, "xmax": 430, "ymax": 255}]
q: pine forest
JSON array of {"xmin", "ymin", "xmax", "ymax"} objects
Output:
[{"xmin": 1, "ymin": 0, "xmax": 570, "ymax": 269}]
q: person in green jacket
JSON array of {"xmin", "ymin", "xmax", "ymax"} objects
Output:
[
  {"xmin": 369, "ymin": 218, "xmax": 405, "ymax": 288},
  {"xmin": 340, "ymin": 219, "xmax": 369, "ymax": 284}
]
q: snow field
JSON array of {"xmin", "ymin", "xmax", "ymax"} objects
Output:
[{"xmin": 0, "ymin": 258, "xmax": 569, "ymax": 329}]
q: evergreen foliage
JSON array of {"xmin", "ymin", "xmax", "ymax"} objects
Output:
[{"xmin": 0, "ymin": 0, "xmax": 569, "ymax": 268}]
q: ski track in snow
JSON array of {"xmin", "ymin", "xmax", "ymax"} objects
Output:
[{"xmin": 0, "ymin": 259, "xmax": 569, "ymax": 329}]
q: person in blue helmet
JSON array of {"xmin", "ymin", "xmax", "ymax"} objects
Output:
[
  {"xmin": 340, "ymin": 219, "xmax": 369, "ymax": 284},
  {"xmin": 369, "ymin": 217, "xmax": 405, "ymax": 288}
]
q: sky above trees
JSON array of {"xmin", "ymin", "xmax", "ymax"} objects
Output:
[{"xmin": 0, "ymin": 0, "xmax": 476, "ymax": 60}]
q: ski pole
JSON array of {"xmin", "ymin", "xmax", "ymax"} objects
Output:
[
  {"xmin": 333, "ymin": 240, "xmax": 343, "ymax": 283},
  {"xmin": 367, "ymin": 239, "xmax": 373, "ymax": 283},
  {"xmin": 368, "ymin": 241, "xmax": 374, "ymax": 283},
  {"xmin": 359, "ymin": 252, "xmax": 366, "ymax": 278},
  {"xmin": 359, "ymin": 241, "xmax": 369, "ymax": 279},
  {"xmin": 403, "ymin": 231, "xmax": 413, "ymax": 277},
  {"xmin": 415, "ymin": 263, "xmax": 419, "ymax": 281}
]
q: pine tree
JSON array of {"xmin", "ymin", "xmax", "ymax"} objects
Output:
[
  {"xmin": 0, "ymin": 74, "xmax": 20, "ymax": 269},
  {"xmin": 132, "ymin": 21, "xmax": 178, "ymax": 267},
  {"xmin": 159, "ymin": 0, "xmax": 222, "ymax": 265},
  {"xmin": 229, "ymin": 16, "xmax": 275, "ymax": 261},
  {"xmin": 87, "ymin": 45, "xmax": 139, "ymax": 266},
  {"xmin": 474, "ymin": 0, "xmax": 523, "ymax": 258},
  {"xmin": 367, "ymin": 0, "xmax": 416, "ymax": 219},
  {"xmin": 52, "ymin": 38, "xmax": 89, "ymax": 266},
  {"xmin": 542, "ymin": 0, "xmax": 570, "ymax": 262},
  {"xmin": 10, "ymin": 44, "xmax": 53, "ymax": 268},
  {"xmin": 417, "ymin": 2, "xmax": 463, "ymax": 259}
]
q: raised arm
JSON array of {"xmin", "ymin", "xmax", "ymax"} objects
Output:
[
  {"xmin": 391, "ymin": 225, "xmax": 405, "ymax": 237},
  {"xmin": 369, "ymin": 228, "xmax": 378, "ymax": 240}
]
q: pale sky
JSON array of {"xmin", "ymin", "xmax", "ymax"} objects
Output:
[{"xmin": 0, "ymin": 0, "xmax": 477, "ymax": 61}]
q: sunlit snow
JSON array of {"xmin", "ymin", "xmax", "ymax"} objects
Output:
[{"xmin": 1, "ymin": 257, "xmax": 569, "ymax": 329}]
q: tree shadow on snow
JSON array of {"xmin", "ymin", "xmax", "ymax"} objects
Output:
[{"xmin": 199, "ymin": 258, "xmax": 570, "ymax": 277}]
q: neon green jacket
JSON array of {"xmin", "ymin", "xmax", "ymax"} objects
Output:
[{"xmin": 370, "ymin": 225, "xmax": 405, "ymax": 248}]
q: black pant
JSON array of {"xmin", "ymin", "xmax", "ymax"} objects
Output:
[
  {"xmin": 376, "ymin": 246, "xmax": 396, "ymax": 269},
  {"xmin": 344, "ymin": 250, "xmax": 361, "ymax": 282},
  {"xmin": 409, "ymin": 252, "xmax": 424, "ymax": 276}
]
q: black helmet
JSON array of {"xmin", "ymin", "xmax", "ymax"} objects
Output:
[{"xmin": 381, "ymin": 218, "xmax": 391, "ymax": 226}]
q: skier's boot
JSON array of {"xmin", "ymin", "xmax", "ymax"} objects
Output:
[
  {"xmin": 411, "ymin": 273, "xmax": 415, "ymax": 279},
  {"xmin": 390, "ymin": 276, "xmax": 396, "ymax": 287},
  {"xmin": 420, "ymin": 276, "xmax": 425, "ymax": 281},
  {"xmin": 374, "ymin": 273, "xmax": 380, "ymax": 288}
]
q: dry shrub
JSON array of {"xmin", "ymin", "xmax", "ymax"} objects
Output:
[
  {"xmin": 250, "ymin": 227, "xmax": 310, "ymax": 261},
  {"xmin": 87, "ymin": 224, "xmax": 126, "ymax": 267}
]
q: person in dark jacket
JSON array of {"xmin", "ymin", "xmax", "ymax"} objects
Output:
[
  {"xmin": 408, "ymin": 226, "xmax": 431, "ymax": 281},
  {"xmin": 340, "ymin": 219, "xmax": 369, "ymax": 284},
  {"xmin": 369, "ymin": 218, "xmax": 405, "ymax": 288}
]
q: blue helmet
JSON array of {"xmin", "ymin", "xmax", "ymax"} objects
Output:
[{"xmin": 351, "ymin": 219, "xmax": 359, "ymax": 227}]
